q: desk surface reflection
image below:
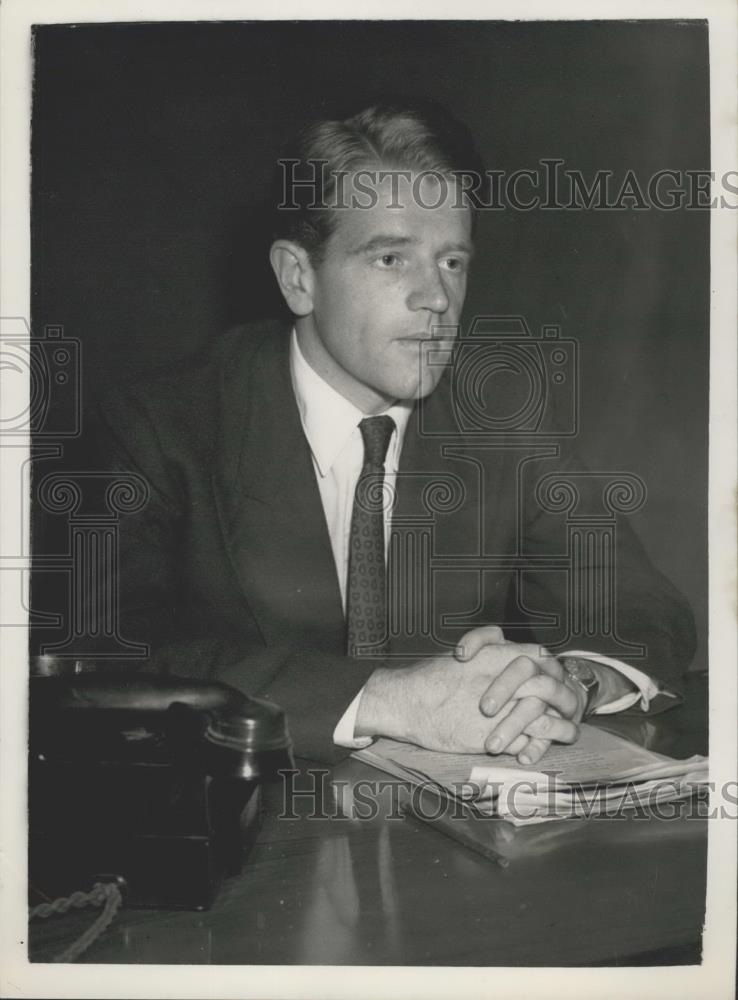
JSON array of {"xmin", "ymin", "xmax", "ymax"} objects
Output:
[{"xmin": 29, "ymin": 673, "xmax": 709, "ymax": 966}]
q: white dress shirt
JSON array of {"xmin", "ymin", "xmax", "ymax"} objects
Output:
[
  {"xmin": 290, "ymin": 328, "xmax": 413, "ymax": 609},
  {"xmin": 288, "ymin": 330, "xmax": 670, "ymax": 750}
]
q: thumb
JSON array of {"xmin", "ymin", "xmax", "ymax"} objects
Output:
[{"xmin": 455, "ymin": 625, "xmax": 505, "ymax": 661}]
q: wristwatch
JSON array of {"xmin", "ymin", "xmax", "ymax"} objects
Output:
[{"xmin": 560, "ymin": 656, "xmax": 600, "ymax": 717}]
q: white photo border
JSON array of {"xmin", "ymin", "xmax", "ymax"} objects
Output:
[{"xmin": 1, "ymin": 1, "xmax": 735, "ymax": 998}]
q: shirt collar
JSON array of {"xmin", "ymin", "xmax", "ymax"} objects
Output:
[{"xmin": 289, "ymin": 328, "xmax": 413, "ymax": 478}]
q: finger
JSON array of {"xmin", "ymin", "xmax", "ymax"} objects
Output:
[
  {"xmin": 480, "ymin": 655, "xmax": 538, "ymax": 715},
  {"xmin": 523, "ymin": 711, "xmax": 578, "ymax": 743},
  {"xmin": 514, "ymin": 709, "xmax": 558, "ymax": 763},
  {"xmin": 455, "ymin": 625, "xmax": 505, "ymax": 661},
  {"xmin": 504, "ymin": 734, "xmax": 529, "ymax": 757},
  {"xmin": 486, "ymin": 699, "xmax": 577, "ymax": 758},
  {"xmin": 517, "ymin": 737, "xmax": 550, "ymax": 765},
  {"xmin": 483, "ymin": 697, "xmax": 517, "ymax": 726},
  {"xmin": 512, "ymin": 673, "xmax": 580, "ymax": 720},
  {"xmin": 510, "ymin": 706, "xmax": 576, "ymax": 765},
  {"xmin": 536, "ymin": 655, "xmax": 565, "ymax": 681},
  {"xmin": 519, "ymin": 644, "xmax": 564, "ymax": 681},
  {"xmin": 485, "ymin": 696, "xmax": 546, "ymax": 753}
]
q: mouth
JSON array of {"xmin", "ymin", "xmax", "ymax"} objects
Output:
[{"xmin": 398, "ymin": 331, "xmax": 456, "ymax": 343}]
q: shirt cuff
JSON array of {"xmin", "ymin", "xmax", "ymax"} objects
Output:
[
  {"xmin": 561, "ymin": 650, "xmax": 678, "ymax": 714},
  {"xmin": 333, "ymin": 687, "xmax": 375, "ymax": 748}
]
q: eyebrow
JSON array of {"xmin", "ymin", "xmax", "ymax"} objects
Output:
[{"xmin": 350, "ymin": 234, "xmax": 475, "ymax": 258}]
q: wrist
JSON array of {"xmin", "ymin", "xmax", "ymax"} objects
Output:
[
  {"xmin": 355, "ymin": 659, "xmax": 436, "ymax": 743},
  {"xmin": 559, "ymin": 656, "xmax": 637, "ymax": 716},
  {"xmin": 354, "ymin": 665, "xmax": 410, "ymax": 741}
]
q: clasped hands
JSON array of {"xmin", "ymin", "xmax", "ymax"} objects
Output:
[
  {"xmin": 357, "ymin": 625, "xmax": 587, "ymax": 766},
  {"xmin": 452, "ymin": 625, "xmax": 586, "ymax": 764}
]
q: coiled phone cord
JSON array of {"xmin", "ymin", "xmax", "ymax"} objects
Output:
[{"xmin": 29, "ymin": 881, "xmax": 123, "ymax": 962}]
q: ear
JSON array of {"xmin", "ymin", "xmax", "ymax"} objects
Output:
[{"xmin": 269, "ymin": 240, "xmax": 315, "ymax": 316}]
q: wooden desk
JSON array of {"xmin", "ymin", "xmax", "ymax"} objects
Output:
[{"xmin": 29, "ymin": 673, "xmax": 708, "ymax": 966}]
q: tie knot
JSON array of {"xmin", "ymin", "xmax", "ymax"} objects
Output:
[{"xmin": 359, "ymin": 415, "xmax": 395, "ymax": 468}]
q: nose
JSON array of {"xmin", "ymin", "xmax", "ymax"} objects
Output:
[{"xmin": 406, "ymin": 264, "xmax": 450, "ymax": 316}]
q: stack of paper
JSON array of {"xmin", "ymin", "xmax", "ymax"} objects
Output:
[{"xmin": 353, "ymin": 723, "xmax": 708, "ymax": 826}]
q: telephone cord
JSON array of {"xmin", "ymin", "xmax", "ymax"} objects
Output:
[{"xmin": 29, "ymin": 881, "xmax": 123, "ymax": 962}]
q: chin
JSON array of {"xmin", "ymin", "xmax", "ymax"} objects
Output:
[
  {"xmin": 412, "ymin": 364, "xmax": 447, "ymax": 400},
  {"xmin": 381, "ymin": 344, "xmax": 448, "ymax": 401},
  {"xmin": 391, "ymin": 373, "xmax": 441, "ymax": 402},
  {"xmin": 376, "ymin": 358, "xmax": 446, "ymax": 404}
]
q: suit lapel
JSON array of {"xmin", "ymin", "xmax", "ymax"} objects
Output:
[
  {"xmin": 392, "ymin": 382, "xmax": 509, "ymax": 654},
  {"xmin": 212, "ymin": 323, "xmax": 345, "ymax": 652},
  {"xmin": 212, "ymin": 327, "xmax": 510, "ymax": 658}
]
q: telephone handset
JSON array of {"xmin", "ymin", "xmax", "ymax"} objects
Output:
[{"xmin": 29, "ymin": 668, "xmax": 293, "ymax": 910}]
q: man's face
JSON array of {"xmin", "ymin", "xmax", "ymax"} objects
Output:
[{"xmin": 296, "ymin": 171, "xmax": 473, "ymax": 413}]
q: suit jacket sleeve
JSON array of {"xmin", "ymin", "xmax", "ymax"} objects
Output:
[
  {"xmin": 512, "ymin": 439, "xmax": 696, "ymax": 708},
  {"xmin": 83, "ymin": 382, "xmax": 385, "ymax": 765}
]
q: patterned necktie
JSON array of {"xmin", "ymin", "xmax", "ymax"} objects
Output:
[{"xmin": 346, "ymin": 415, "xmax": 396, "ymax": 657}]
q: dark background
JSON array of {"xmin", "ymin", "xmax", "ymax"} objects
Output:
[{"xmin": 30, "ymin": 20, "xmax": 709, "ymax": 667}]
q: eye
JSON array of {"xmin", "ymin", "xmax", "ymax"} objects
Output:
[
  {"xmin": 440, "ymin": 256, "xmax": 466, "ymax": 273},
  {"xmin": 374, "ymin": 253, "xmax": 401, "ymax": 269}
]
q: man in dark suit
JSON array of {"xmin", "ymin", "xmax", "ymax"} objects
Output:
[{"xmin": 95, "ymin": 101, "xmax": 695, "ymax": 764}]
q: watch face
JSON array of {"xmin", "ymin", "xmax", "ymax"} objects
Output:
[{"xmin": 564, "ymin": 657, "xmax": 597, "ymax": 687}]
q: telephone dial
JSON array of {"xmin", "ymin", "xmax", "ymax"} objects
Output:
[{"xmin": 29, "ymin": 661, "xmax": 293, "ymax": 911}]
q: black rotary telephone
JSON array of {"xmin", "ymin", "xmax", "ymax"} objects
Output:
[{"xmin": 28, "ymin": 665, "xmax": 293, "ymax": 911}]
